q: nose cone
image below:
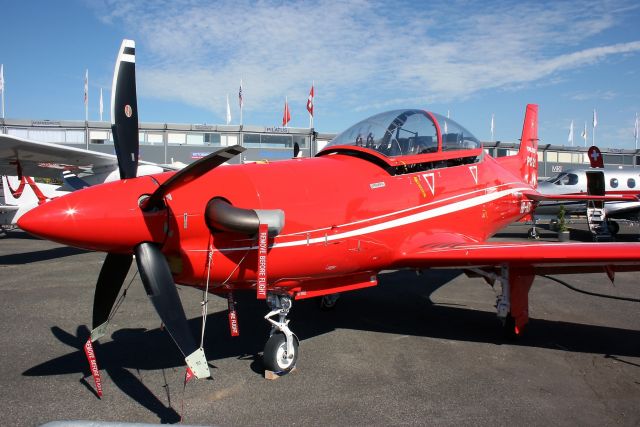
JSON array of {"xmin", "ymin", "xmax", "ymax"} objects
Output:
[{"xmin": 18, "ymin": 177, "xmax": 167, "ymax": 253}]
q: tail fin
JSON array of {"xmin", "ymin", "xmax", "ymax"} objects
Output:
[
  {"xmin": 497, "ymin": 104, "xmax": 538, "ymax": 187},
  {"xmin": 587, "ymin": 146, "xmax": 603, "ymax": 168}
]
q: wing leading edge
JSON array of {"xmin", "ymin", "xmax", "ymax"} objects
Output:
[{"xmin": 396, "ymin": 241, "xmax": 640, "ymax": 275}]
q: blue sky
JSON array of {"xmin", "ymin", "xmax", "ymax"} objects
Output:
[{"xmin": 1, "ymin": 0, "xmax": 640, "ymax": 148}]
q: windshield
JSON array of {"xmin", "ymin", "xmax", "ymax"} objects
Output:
[
  {"xmin": 327, "ymin": 109, "xmax": 480, "ymax": 157},
  {"xmin": 546, "ymin": 173, "xmax": 579, "ymax": 185},
  {"xmin": 431, "ymin": 113, "xmax": 481, "ymax": 151}
]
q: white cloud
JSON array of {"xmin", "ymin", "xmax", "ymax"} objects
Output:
[{"xmin": 91, "ymin": 0, "xmax": 640, "ymax": 119}]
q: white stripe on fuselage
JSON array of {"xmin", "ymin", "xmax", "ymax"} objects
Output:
[{"xmin": 206, "ymin": 184, "xmax": 530, "ymax": 253}]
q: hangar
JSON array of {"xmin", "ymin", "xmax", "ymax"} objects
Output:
[{"xmin": 1, "ymin": 117, "xmax": 638, "ymax": 177}]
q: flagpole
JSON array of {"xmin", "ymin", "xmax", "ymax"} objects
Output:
[
  {"xmin": 239, "ymin": 79, "xmax": 243, "ymax": 127},
  {"xmin": 84, "ymin": 69, "xmax": 89, "ymax": 122},
  {"xmin": 0, "ymin": 64, "xmax": 4, "ymax": 120}
]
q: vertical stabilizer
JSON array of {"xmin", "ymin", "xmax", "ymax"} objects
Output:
[{"xmin": 497, "ymin": 104, "xmax": 538, "ymax": 187}]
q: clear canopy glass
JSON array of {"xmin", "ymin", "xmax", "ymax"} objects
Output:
[{"xmin": 327, "ymin": 109, "xmax": 480, "ymax": 157}]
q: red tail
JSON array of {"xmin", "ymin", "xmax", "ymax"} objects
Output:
[{"xmin": 497, "ymin": 104, "xmax": 538, "ymax": 187}]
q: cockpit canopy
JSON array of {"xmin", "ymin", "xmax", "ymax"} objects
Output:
[{"xmin": 326, "ymin": 109, "xmax": 480, "ymax": 157}]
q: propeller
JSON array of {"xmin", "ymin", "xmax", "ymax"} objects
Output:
[
  {"xmin": 110, "ymin": 39, "xmax": 139, "ymax": 180},
  {"xmin": 140, "ymin": 144, "xmax": 245, "ymax": 211},
  {"xmin": 86, "ymin": 39, "xmax": 215, "ymax": 379},
  {"xmin": 135, "ymin": 243, "xmax": 209, "ymax": 378},
  {"xmin": 91, "ymin": 253, "xmax": 133, "ymax": 341}
]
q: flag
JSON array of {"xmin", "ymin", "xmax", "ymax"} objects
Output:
[
  {"xmin": 443, "ymin": 120, "xmax": 448, "ymax": 134},
  {"xmin": 306, "ymin": 84, "xmax": 314, "ymax": 116},
  {"xmin": 568, "ymin": 120, "xmax": 574, "ymax": 144},
  {"xmin": 634, "ymin": 112, "xmax": 639, "ymax": 148},
  {"xmin": 226, "ymin": 94, "xmax": 231, "ymax": 125},
  {"xmin": 581, "ymin": 122, "xmax": 587, "ymax": 144},
  {"xmin": 238, "ymin": 80, "xmax": 244, "ymax": 126},
  {"xmin": 84, "ymin": 69, "xmax": 88, "ymax": 106},
  {"xmin": 99, "ymin": 88, "xmax": 104, "ymax": 121},
  {"xmin": 282, "ymin": 97, "xmax": 291, "ymax": 127},
  {"xmin": 0, "ymin": 64, "xmax": 4, "ymax": 119},
  {"xmin": 490, "ymin": 113, "xmax": 495, "ymax": 140},
  {"xmin": 593, "ymin": 109, "xmax": 597, "ymax": 128}
]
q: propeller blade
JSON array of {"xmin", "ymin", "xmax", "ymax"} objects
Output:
[
  {"xmin": 141, "ymin": 145, "xmax": 245, "ymax": 211},
  {"xmin": 110, "ymin": 39, "xmax": 139, "ymax": 180},
  {"xmin": 134, "ymin": 242, "xmax": 210, "ymax": 379},
  {"xmin": 91, "ymin": 253, "xmax": 133, "ymax": 342}
]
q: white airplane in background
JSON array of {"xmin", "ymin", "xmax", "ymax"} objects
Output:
[
  {"xmin": 535, "ymin": 146, "xmax": 640, "ymax": 235},
  {"xmin": 0, "ymin": 174, "xmax": 69, "ymax": 229},
  {"xmin": 0, "ymin": 133, "xmax": 179, "ymax": 232}
]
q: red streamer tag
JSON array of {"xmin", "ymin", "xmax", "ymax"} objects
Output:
[
  {"xmin": 257, "ymin": 223, "xmax": 268, "ymax": 299},
  {"xmin": 227, "ymin": 292, "xmax": 240, "ymax": 337},
  {"xmin": 185, "ymin": 367, "xmax": 195, "ymax": 384},
  {"xmin": 83, "ymin": 339, "xmax": 103, "ymax": 398}
]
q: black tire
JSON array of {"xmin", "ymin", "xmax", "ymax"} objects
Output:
[
  {"xmin": 263, "ymin": 332, "xmax": 299, "ymax": 373},
  {"xmin": 318, "ymin": 294, "xmax": 339, "ymax": 310},
  {"xmin": 608, "ymin": 221, "xmax": 620, "ymax": 235}
]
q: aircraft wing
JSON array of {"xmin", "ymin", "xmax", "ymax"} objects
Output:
[
  {"xmin": 0, "ymin": 134, "xmax": 177, "ymax": 178},
  {"xmin": 523, "ymin": 191, "xmax": 638, "ymax": 203},
  {"xmin": 396, "ymin": 241, "xmax": 640, "ymax": 275}
]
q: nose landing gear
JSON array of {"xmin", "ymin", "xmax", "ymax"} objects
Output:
[{"xmin": 263, "ymin": 293, "xmax": 299, "ymax": 376}]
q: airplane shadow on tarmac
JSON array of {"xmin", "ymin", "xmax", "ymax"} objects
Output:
[
  {"xmin": 0, "ymin": 246, "xmax": 88, "ymax": 264},
  {"xmin": 23, "ymin": 269, "xmax": 640, "ymax": 422}
]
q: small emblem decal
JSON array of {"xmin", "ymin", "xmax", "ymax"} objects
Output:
[
  {"xmin": 370, "ymin": 182, "xmax": 385, "ymax": 189},
  {"xmin": 422, "ymin": 173, "xmax": 435, "ymax": 196},
  {"xmin": 469, "ymin": 166, "xmax": 478, "ymax": 184},
  {"xmin": 124, "ymin": 105, "xmax": 133, "ymax": 118}
]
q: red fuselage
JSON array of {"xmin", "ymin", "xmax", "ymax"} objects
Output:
[{"xmin": 19, "ymin": 148, "xmax": 533, "ymax": 298}]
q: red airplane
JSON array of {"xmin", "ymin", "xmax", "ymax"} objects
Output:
[{"xmin": 18, "ymin": 40, "xmax": 640, "ymax": 381}]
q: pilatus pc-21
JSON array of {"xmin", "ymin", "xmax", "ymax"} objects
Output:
[{"xmin": 18, "ymin": 40, "xmax": 640, "ymax": 381}]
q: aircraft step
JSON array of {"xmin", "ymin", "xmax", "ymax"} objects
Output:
[{"xmin": 586, "ymin": 207, "xmax": 612, "ymax": 240}]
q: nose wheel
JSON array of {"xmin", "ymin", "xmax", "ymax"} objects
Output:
[
  {"xmin": 264, "ymin": 332, "xmax": 299, "ymax": 372},
  {"xmin": 263, "ymin": 293, "xmax": 299, "ymax": 375}
]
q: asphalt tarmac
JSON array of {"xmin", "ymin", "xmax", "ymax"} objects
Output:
[{"xmin": 0, "ymin": 222, "xmax": 638, "ymax": 426}]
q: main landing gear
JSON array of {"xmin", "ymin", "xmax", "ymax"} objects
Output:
[
  {"xmin": 263, "ymin": 293, "xmax": 299, "ymax": 374},
  {"xmin": 471, "ymin": 265, "xmax": 534, "ymax": 339}
]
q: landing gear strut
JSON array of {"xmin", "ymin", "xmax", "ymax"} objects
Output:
[
  {"xmin": 527, "ymin": 217, "xmax": 539, "ymax": 239},
  {"xmin": 263, "ymin": 293, "xmax": 299, "ymax": 373},
  {"xmin": 470, "ymin": 265, "xmax": 534, "ymax": 339}
]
